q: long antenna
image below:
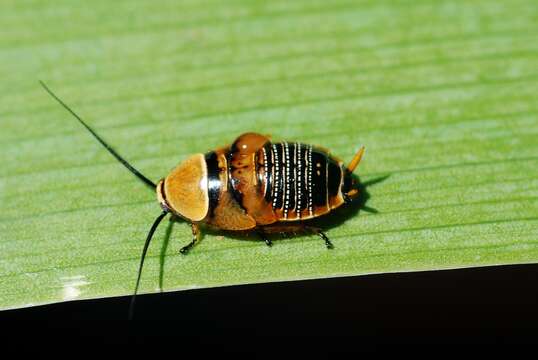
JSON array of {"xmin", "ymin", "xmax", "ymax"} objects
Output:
[
  {"xmin": 129, "ymin": 211, "xmax": 168, "ymax": 320},
  {"xmin": 39, "ymin": 81, "xmax": 157, "ymax": 190}
]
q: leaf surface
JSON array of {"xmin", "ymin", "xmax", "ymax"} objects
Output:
[{"xmin": 1, "ymin": 0, "xmax": 538, "ymax": 310}]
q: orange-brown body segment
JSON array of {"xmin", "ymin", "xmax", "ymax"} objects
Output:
[{"xmin": 204, "ymin": 145, "xmax": 258, "ymax": 230}]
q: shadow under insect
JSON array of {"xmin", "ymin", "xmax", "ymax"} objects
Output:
[{"xmin": 311, "ymin": 173, "xmax": 389, "ymax": 231}]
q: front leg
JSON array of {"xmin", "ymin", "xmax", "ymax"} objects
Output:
[{"xmin": 180, "ymin": 223, "xmax": 201, "ymax": 254}]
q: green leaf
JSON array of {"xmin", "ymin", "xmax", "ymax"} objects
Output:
[{"xmin": 1, "ymin": 0, "xmax": 538, "ymax": 310}]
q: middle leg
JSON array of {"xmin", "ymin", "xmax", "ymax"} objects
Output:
[{"xmin": 256, "ymin": 228, "xmax": 273, "ymax": 247}]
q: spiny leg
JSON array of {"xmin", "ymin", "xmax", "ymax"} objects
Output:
[
  {"xmin": 256, "ymin": 228, "xmax": 272, "ymax": 247},
  {"xmin": 314, "ymin": 228, "xmax": 334, "ymax": 250},
  {"xmin": 180, "ymin": 223, "xmax": 201, "ymax": 254},
  {"xmin": 301, "ymin": 226, "xmax": 333, "ymax": 249}
]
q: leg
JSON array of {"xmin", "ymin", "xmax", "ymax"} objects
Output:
[
  {"xmin": 256, "ymin": 228, "xmax": 272, "ymax": 247},
  {"xmin": 180, "ymin": 223, "xmax": 201, "ymax": 254},
  {"xmin": 311, "ymin": 228, "xmax": 334, "ymax": 249}
]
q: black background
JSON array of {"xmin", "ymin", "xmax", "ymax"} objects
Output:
[{"xmin": 1, "ymin": 263, "xmax": 537, "ymax": 351}]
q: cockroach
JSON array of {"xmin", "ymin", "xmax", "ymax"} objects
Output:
[{"xmin": 40, "ymin": 81, "xmax": 365, "ymax": 318}]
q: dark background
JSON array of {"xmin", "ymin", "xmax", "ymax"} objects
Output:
[{"xmin": 2, "ymin": 263, "xmax": 537, "ymax": 350}]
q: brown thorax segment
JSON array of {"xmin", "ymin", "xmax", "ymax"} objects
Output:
[
  {"xmin": 203, "ymin": 145, "xmax": 258, "ymax": 231},
  {"xmin": 227, "ymin": 133, "xmax": 278, "ymax": 225}
]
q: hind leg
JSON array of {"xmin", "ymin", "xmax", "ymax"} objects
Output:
[{"xmin": 311, "ymin": 227, "xmax": 334, "ymax": 249}]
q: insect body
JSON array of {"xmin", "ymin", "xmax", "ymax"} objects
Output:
[
  {"xmin": 158, "ymin": 133, "xmax": 364, "ymax": 250},
  {"xmin": 40, "ymin": 82, "xmax": 365, "ymax": 317}
]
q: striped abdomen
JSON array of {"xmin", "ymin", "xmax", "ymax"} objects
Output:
[
  {"xmin": 201, "ymin": 133, "xmax": 348, "ymax": 231},
  {"xmin": 256, "ymin": 141, "xmax": 346, "ymax": 221}
]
